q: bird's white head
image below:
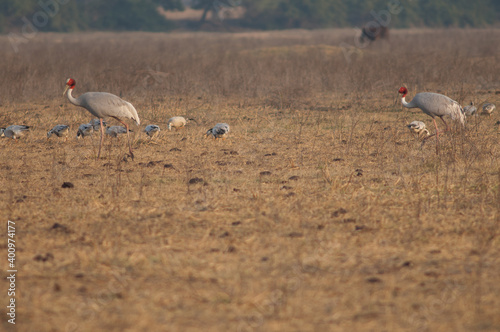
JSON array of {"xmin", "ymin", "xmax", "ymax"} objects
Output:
[
  {"xmin": 63, "ymin": 78, "xmax": 76, "ymax": 96},
  {"xmin": 398, "ymin": 86, "xmax": 408, "ymax": 97}
]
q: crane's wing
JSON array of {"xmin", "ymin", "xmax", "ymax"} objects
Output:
[
  {"xmin": 414, "ymin": 93, "xmax": 465, "ymax": 126},
  {"xmin": 80, "ymin": 92, "xmax": 140, "ymax": 125}
]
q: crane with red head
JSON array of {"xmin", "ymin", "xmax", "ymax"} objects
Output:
[
  {"xmin": 63, "ymin": 78, "xmax": 140, "ymax": 159},
  {"xmin": 397, "ymin": 86, "xmax": 464, "ymax": 152}
]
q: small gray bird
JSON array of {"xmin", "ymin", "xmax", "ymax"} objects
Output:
[
  {"xmin": 462, "ymin": 102, "xmax": 477, "ymax": 117},
  {"xmin": 206, "ymin": 123, "xmax": 230, "ymax": 139},
  {"xmin": 144, "ymin": 125, "xmax": 161, "ymax": 139},
  {"xmin": 407, "ymin": 121, "xmax": 430, "ymax": 138},
  {"xmin": 90, "ymin": 118, "xmax": 107, "ymax": 131},
  {"xmin": 167, "ymin": 116, "xmax": 188, "ymax": 131},
  {"xmin": 482, "ymin": 103, "xmax": 495, "ymax": 116},
  {"xmin": 47, "ymin": 124, "xmax": 70, "ymax": 140},
  {"xmin": 0, "ymin": 125, "xmax": 30, "ymax": 140},
  {"xmin": 167, "ymin": 116, "xmax": 196, "ymax": 130},
  {"xmin": 77, "ymin": 123, "xmax": 94, "ymax": 139},
  {"xmin": 105, "ymin": 126, "xmax": 132, "ymax": 138}
]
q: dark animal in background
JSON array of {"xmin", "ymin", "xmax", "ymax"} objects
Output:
[{"xmin": 360, "ymin": 25, "xmax": 389, "ymax": 43}]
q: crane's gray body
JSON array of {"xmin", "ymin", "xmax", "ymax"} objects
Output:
[
  {"xmin": 402, "ymin": 92, "xmax": 465, "ymax": 125},
  {"xmin": 67, "ymin": 90, "xmax": 140, "ymax": 125}
]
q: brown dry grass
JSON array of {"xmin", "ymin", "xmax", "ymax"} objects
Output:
[{"xmin": 0, "ymin": 28, "xmax": 500, "ymax": 332}]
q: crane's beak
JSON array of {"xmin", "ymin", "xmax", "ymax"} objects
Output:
[
  {"xmin": 63, "ymin": 85, "xmax": 69, "ymax": 96},
  {"xmin": 188, "ymin": 118, "xmax": 198, "ymax": 124}
]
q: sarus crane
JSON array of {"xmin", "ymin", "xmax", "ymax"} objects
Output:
[
  {"xmin": 398, "ymin": 87, "xmax": 464, "ymax": 152},
  {"xmin": 64, "ymin": 78, "xmax": 140, "ymax": 159}
]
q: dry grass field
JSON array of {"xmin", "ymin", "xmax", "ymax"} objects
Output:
[{"xmin": 0, "ymin": 28, "xmax": 500, "ymax": 331}]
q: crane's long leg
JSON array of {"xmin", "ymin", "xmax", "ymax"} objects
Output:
[
  {"xmin": 98, "ymin": 119, "xmax": 105, "ymax": 159},
  {"xmin": 440, "ymin": 117, "xmax": 450, "ymax": 132},
  {"xmin": 433, "ymin": 118, "xmax": 440, "ymax": 154},
  {"xmin": 117, "ymin": 119, "xmax": 134, "ymax": 160},
  {"xmin": 422, "ymin": 118, "xmax": 440, "ymax": 154}
]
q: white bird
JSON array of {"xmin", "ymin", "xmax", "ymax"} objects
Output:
[
  {"xmin": 206, "ymin": 123, "xmax": 230, "ymax": 139},
  {"xmin": 105, "ymin": 126, "xmax": 131, "ymax": 138},
  {"xmin": 462, "ymin": 102, "xmax": 477, "ymax": 117},
  {"xmin": 407, "ymin": 121, "xmax": 430, "ymax": 138},
  {"xmin": 0, "ymin": 125, "xmax": 30, "ymax": 140},
  {"xmin": 47, "ymin": 124, "xmax": 70, "ymax": 140},
  {"xmin": 398, "ymin": 87, "xmax": 464, "ymax": 151},
  {"xmin": 90, "ymin": 118, "xmax": 107, "ymax": 131},
  {"xmin": 76, "ymin": 123, "xmax": 94, "ymax": 139},
  {"xmin": 144, "ymin": 125, "xmax": 161, "ymax": 139},
  {"xmin": 64, "ymin": 78, "xmax": 140, "ymax": 159},
  {"xmin": 482, "ymin": 103, "xmax": 495, "ymax": 116},
  {"xmin": 167, "ymin": 116, "xmax": 196, "ymax": 130}
]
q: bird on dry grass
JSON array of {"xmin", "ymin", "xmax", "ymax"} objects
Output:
[
  {"xmin": 167, "ymin": 116, "xmax": 196, "ymax": 130},
  {"xmin": 105, "ymin": 126, "xmax": 131, "ymax": 138},
  {"xmin": 398, "ymin": 87, "xmax": 464, "ymax": 153},
  {"xmin": 206, "ymin": 123, "xmax": 230, "ymax": 139},
  {"xmin": 462, "ymin": 102, "xmax": 477, "ymax": 117},
  {"xmin": 47, "ymin": 125, "xmax": 70, "ymax": 141},
  {"xmin": 76, "ymin": 124, "xmax": 94, "ymax": 139},
  {"xmin": 482, "ymin": 103, "xmax": 495, "ymax": 116},
  {"xmin": 64, "ymin": 78, "xmax": 140, "ymax": 159},
  {"xmin": 1, "ymin": 125, "xmax": 30, "ymax": 140},
  {"xmin": 90, "ymin": 118, "xmax": 107, "ymax": 131},
  {"xmin": 144, "ymin": 125, "xmax": 161, "ymax": 140},
  {"xmin": 407, "ymin": 121, "xmax": 430, "ymax": 138}
]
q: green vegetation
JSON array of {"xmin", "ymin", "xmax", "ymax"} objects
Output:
[
  {"xmin": 242, "ymin": 0, "xmax": 498, "ymax": 29},
  {"xmin": 0, "ymin": 0, "xmax": 183, "ymax": 32},
  {"xmin": 0, "ymin": 0, "xmax": 498, "ymax": 32}
]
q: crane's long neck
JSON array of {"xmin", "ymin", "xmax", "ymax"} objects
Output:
[
  {"xmin": 66, "ymin": 87, "xmax": 82, "ymax": 107},
  {"xmin": 401, "ymin": 94, "xmax": 415, "ymax": 109}
]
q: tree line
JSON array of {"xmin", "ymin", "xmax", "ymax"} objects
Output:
[{"xmin": 1, "ymin": 0, "xmax": 498, "ymax": 33}]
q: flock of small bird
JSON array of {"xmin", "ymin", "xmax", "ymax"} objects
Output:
[
  {"xmin": 1, "ymin": 78, "xmax": 230, "ymax": 159},
  {"xmin": 0, "ymin": 78, "xmax": 496, "ymax": 158},
  {"xmin": 1, "ymin": 116, "xmax": 229, "ymax": 144}
]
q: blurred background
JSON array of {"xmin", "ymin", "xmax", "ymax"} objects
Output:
[{"xmin": 1, "ymin": 0, "xmax": 499, "ymax": 33}]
